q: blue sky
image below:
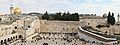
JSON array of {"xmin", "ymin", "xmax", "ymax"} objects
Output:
[{"xmin": 0, "ymin": 0, "xmax": 120, "ymax": 17}]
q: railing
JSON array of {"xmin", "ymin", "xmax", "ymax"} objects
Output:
[{"xmin": 78, "ymin": 27, "xmax": 117, "ymax": 40}]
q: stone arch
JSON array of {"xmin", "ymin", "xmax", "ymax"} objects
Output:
[
  {"xmin": 14, "ymin": 26, "xmax": 17, "ymax": 29},
  {"xmin": 1, "ymin": 40, "xmax": 3, "ymax": 44},
  {"xmin": 0, "ymin": 18, "xmax": 2, "ymax": 21},
  {"xmin": 11, "ymin": 37, "xmax": 13, "ymax": 41},
  {"xmin": 4, "ymin": 39, "xmax": 6, "ymax": 42},
  {"xmin": 4, "ymin": 39, "xmax": 6, "ymax": 44},
  {"xmin": 16, "ymin": 35, "xmax": 17, "ymax": 39},
  {"xmin": 7, "ymin": 38, "xmax": 10, "ymax": 42},
  {"xmin": 19, "ymin": 35, "xmax": 22, "ymax": 39},
  {"xmin": 43, "ymin": 43, "xmax": 48, "ymax": 45}
]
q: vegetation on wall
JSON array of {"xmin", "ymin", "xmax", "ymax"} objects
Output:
[{"xmin": 42, "ymin": 11, "xmax": 79, "ymax": 21}]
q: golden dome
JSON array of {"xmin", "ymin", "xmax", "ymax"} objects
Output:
[{"xmin": 14, "ymin": 7, "xmax": 22, "ymax": 15}]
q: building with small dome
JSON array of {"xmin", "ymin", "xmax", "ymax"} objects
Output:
[
  {"xmin": 14, "ymin": 7, "xmax": 22, "ymax": 15},
  {"xmin": 10, "ymin": 4, "xmax": 22, "ymax": 15}
]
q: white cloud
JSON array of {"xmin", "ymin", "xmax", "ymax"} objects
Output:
[
  {"xmin": 0, "ymin": 0, "xmax": 118, "ymax": 21},
  {"xmin": 0, "ymin": 0, "xmax": 119, "ymax": 17}
]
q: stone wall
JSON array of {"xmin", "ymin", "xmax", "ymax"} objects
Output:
[
  {"xmin": 38, "ymin": 21, "xmax": 83, "ymax": 33},
  {"xmin": 80, "ymin": 19, "xmax": 107, "ymax": 28}
]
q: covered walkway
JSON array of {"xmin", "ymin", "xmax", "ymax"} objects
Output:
[
  {"xmin": 78, "ymin": 27, "xmax": 118, "ymax": 44},
  {"xmin": 0, "ymin": 33, "xmax": 22, "ymax": 45}
]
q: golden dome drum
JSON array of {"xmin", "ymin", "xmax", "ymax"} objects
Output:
[{"xmin": 14, "ymin": 7, "xmax": 22, "ymax": 15}]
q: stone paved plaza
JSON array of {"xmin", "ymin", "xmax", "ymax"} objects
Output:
[{"xmin": 9, "ymin": 33, "xmax": 117, "ymax": 45}]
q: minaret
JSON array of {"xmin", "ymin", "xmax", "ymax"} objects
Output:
[
  {"xmin": 118, "ymin": 14, "xmax": 120, "ymax": 22},
  {"xmin": 10, "ymin": 4, "xmax": 14, "ymax": 15}
]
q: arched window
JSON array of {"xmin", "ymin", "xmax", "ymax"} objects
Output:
[
  {"xmin": 105, "ymin": 31, "xmax": 108, "ymax": 33},
  {"xmin": 88, "ymin": 23, "xmax": 89, "ymax": 25},
  {"xmin": 16, "ymin": 35, "xmax": 17, "ymax": 39},
  {"xmin": 43, "ymin": 43, "xmax": 48, "ymax": 45},
  {"xmin": 11, "ymin": 37, "xmax": 13, "ymax": 40},
  {"xmin": 8, "ymin": 38, "xmax": 10, "ymax": 42},
  {"xmin": 19, "ymin": 35, "xmax": 22, "ymax": 39},
  {"xmin": 13, "ymin": 37, "xmax": 15, "ymax": 39},
  {"xmin": 0, "ymin": 18, "xmax": 2, "ymax": 21},
  {"xmin": 92, "ymin": 41, "xmax": 95, "ymax": 43},
  {"xmin": 28, "ymin": 26, "xmax": 30, "ymax": 28},
  {"xmin": 4, "ymin": 39, "xmax": 6, "ymax": 43},
  {"xmin": 1, "ymin": 40, "xmax": 3, "ymax": 44},
  {"xmin": 14, "ymin": 26, "xmax": 17, "ymax": 29}
]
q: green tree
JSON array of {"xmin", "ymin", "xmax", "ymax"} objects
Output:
[
  {"xmin": 107, "ymin": 12, "xmax": 111, "ymax": 25},
  {"xmin": 55, "ymin": 12, "xmax": 61, "ymax": 20},
  {"xmin": 111, "ymin": 13, "xmax": 116, "ymax": 25},
  {"xmin": 107, "ymin": 12, "xmax": 116, "ymax": 25},
  {"xmin": 42, "ymin": 11, "xmax": 49, "ymax": 20}
]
